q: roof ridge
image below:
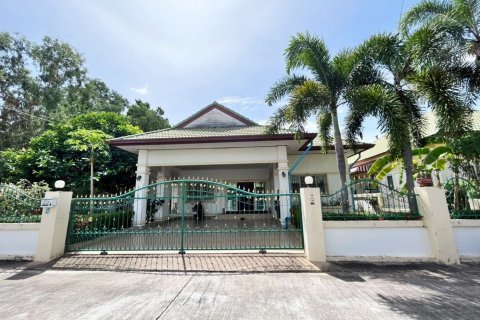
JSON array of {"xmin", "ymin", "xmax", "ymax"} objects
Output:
[
  {"xmin": 173, "ymin": 101, "xmax": 258, "ymax": 128},
  {"xmin": 110, "ymin": 127, "xmax": 173, "ymax": 141}
]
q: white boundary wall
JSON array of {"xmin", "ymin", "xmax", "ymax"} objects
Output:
[
  {"xmin": 0, "ymin": 223, "xmax": 40, "ymax": 260},
  {"xmin": 324, "ymin": 221, "xmax": 433, "ymax": 262},
  {"xmin": 452, "ymin": 219, "xmax": 480, "ymax": 260}
]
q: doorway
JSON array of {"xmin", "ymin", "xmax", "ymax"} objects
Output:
[{"xmin": 237, "ymin": 182, "xmax": 254, "ymax": 211}]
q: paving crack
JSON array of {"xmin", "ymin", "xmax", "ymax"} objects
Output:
[{"xmin": 156, "ymin": 275, "xmax": 194, "ymax": 319}]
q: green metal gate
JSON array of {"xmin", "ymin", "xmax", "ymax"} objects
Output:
[{"xmin": 65, "ymin": 179, "xmax": 303, "ymax": 252}]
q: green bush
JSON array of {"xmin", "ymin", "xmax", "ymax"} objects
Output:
[
  {"xmin": 74, "ymin": 210, "xmax": 134, "ymax": 231},
  {"xmin": 322, "ymin": 211, "xmax": 421, "ymax": 221}
]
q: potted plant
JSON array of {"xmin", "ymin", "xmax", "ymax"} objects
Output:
[{"xmin": 417, "ymin": 170, "xmax": 433, "ymax": 187}]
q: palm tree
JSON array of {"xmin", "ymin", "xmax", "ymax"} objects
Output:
[
  {"xmin": 266, "ymin": 33, "xmax": 358, "ymax": 188},
  {"xmin": 401, "ymin": 0, "xmax": 480, "ymax": 64},
  {"xmin": 400, "ymin": 0, "xmax": 477, "ymax": 138},
  {"xmin": 346, "ymin": 33, "xmax": 423, "ymax": 209},
  {"xmin": 346, "ymin": 32, "xmax": 474, "ymax": 212}
]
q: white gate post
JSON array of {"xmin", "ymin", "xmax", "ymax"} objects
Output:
[
  {"xmin": 35, "ymin": 191, "xmax": 73, "ymax": 262},
  {"xmin": 415, "ymin": 186, "xmax": 460, "ymax": 264},
  {"xmin": 300, "ymin": 187, "xmax": 326, "ymax": 262}
]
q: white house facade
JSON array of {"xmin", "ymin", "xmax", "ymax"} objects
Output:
[{"xmin": 110, "ymin": 102, "xmax": 365, "ymax": 225}]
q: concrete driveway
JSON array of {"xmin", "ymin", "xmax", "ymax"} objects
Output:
[{"xmin": 0, "ymin": 254, "xmax": 479, "ymax": 320}]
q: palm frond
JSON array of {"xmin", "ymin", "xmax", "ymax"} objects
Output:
[
  {"xmin": 317, "ymin": 111, "xmax": 332, "ymax": 153},
  {"xmin": 265, "ymin": 74, "xmax": 308, "ymax": 106},
  {"xmin": 400, "ymin": 0, "xmax": 452, "ymax": 36},
  {"xmin": 409, "ymin": 67, "xmax": 474, "ymax": 138},
  {"xmin": 346, "ymin": 84, "xmax": 411, "ymax": 157},
  {"xmin": 285, "ymin": 32, "xmax": 333, "ymax": 85}
]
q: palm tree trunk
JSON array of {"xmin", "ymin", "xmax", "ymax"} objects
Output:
[
  {"xmin": 402, "ymin": 141, "xmax": 417, "ymax": 214},
  {"xmin": 331, "ymin": 109, "xmax": 349, "ymax": 211},
  {"xmin": 331, "ymin": 109, "xmax": 347, "ymax": 186}
]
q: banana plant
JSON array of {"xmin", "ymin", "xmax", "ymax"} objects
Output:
[{"xmin": 368, "ymin": 146, "xmax": 452, "ymax": 190}]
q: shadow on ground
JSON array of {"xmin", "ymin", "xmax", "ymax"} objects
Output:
[{"xmin": 326, "ymin": 262, "xmax": 480, "ymax": 320}]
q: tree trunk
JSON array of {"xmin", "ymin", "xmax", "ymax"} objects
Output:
[
  {"xmin": 90, "ymin": 150, "xmax": 94, "ymax": 214},
  {"xmin": 402, "ymin": 141, "xmax": 417, "ymax": 214},
  {"xmin": 331, "ymin": 109, "xmax": 347, "ymax": 187},
  {"xmin": 90, "ymin": 152, "xmax": 94, "ymax": 198},
  {"xmin": 331, "ymin": 109, "xmax": 349, "ymax": 211}
]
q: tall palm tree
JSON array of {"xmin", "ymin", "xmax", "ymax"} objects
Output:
[
  {"xmin": 266, "ymin": 33, "xmax": 358, "ymax": 188},
  {"xmin": 400, "ymin": 0, "xmax": 480, "ymax": 91},
  {"xmin": 345, "ymin": 33, "xmax": 424, "ymax": 211},
  {"xmin": 400, "ymin": 1, "xmax": 479, "ymax": 210},
  {"xmin": 401, "ymin": 0, "xmax": 480, "ymax": 63},
  {"xmin": 346, "ymin": 32, "xmax": 474, "ymax": 212}
]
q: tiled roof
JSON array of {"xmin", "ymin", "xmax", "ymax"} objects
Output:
[
  {"xmin": 110, "ymin": 125, "xmax": 293, "ymax": 141},
  {"xmin": 423, "ymin": 111, "xmax": 480, "ymax": 136},
  {"xmin": 348, "ymin": 111, "xmax": 480, "ymax": 164}
]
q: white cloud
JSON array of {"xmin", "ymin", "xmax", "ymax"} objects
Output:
[
  {"xmin": 217, "ymin": 96, "xmax": 264, "ymax": 106},
  {"xmin": 129, "ymin": 85, "xmax": 148, "ymax": 96},
  {"xmin": 217, "ymin": 96, "xmax": 265, "ymax": 110}
]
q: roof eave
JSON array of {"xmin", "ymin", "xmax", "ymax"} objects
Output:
[{"xmin": 108, "ymin": 133, "xmax": 317, "ymax": 146}]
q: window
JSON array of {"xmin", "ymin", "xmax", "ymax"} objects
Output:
[
  {"xmin": 386, "ymin": 175, "xmax": 394, "ymax": 190},
  {"xmin": 290, "ymin": 175, "xmax": 328, "ymax": 194},
  {"xmin": 186, "ymin": 182, "xmax": 214, "ymax": 201}
]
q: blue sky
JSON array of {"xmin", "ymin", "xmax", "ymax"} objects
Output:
[{"xmin": 1, "ymin": 0, "xmax": 420, "ymax": 142}]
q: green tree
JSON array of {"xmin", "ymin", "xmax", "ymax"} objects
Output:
[
  {"xmin": 266, "ymin": 33, "xmax": 360, "ymax": 189},
  {"xmin": 345, "ymin": 34, "xmax": 425, "ymax": 211},
  {"xmin": 0, "ymin": 112, "xmax": 142, "ymax": 194},
  {"xmin": 0, "ymin": 33, "xmax": 86, "ymax": 149},
  {"xmin": 401, "ymin": 0, "xmax": 480, "ymax": 67},
  {"xmin": 346, "ymin": 33, "xmax": 473, "ymax": 211},
  {"xmin": 127, "ymin": 99, "xmax": 170, "ymax": 132},
  {"xmin": 66, "ymin": 129, "xmax": 112, "ymax": 197},
  {"xmin": 0, "ymin": 32, "xmax": 132, "ymax": 150}
]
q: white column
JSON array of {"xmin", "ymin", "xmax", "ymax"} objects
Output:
[
  {"xmin": 415, "ymin": 186, "xmax": 460, "ymax": 264},
  {"xmin": 300, "ymin": 187, "xmax": 326, "ymax": 262},
  {"xmin": 35, "ymin": 191, "xmax": 73, "ymax": 262},
  {"xmin": 154, "ymin": 171, "xmax": 167, "ymax": 221},
  {"xmin": 276, "ymin": 162, "xmax": 290, "ymax": 225},
  {"xmin": 133, "ymin": 164, "xmax": 151, "ymax": 227}
]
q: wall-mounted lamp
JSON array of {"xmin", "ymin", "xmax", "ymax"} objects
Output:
[
  {"xmin": 54, "ymin": 180, "xmax": 65, "ymax": 190},
  {"xmin": 281, "ymin": 171, "xmax": 286, "ymax": 178},
  {"xmin": 136, "ymin": 176, "xmax": 142, "ymax": 181},
  {"xmin": 304, "ymin": 176, "xmax": 313, "ymax": 186}
]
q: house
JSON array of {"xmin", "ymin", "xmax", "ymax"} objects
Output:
[
  {"xmin": 349, "ymin": 111, "xmax": 480, "ymax": 189},
  {"xmin": 110, "ymin": 102, "xmax": 369, "ymax": 225}
]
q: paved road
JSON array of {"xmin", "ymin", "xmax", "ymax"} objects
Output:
[{"xmin": 1, "ymin": 255, "xmax": 479, "ymax": 320}]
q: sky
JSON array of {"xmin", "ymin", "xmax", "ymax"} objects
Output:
[{"xmin": 1, "ymin": 0, "xmax": 421, "ymax": 142}]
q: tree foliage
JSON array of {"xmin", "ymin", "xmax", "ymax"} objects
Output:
[
  {"xmin": 0, "ymin": 112, "xmax": 142, "ymax": 195},
  {"xmin": 0, "ymin": 32, "xmax": 129, "ymax": 150},
  {"xmin": 266, "ymin": 33, "xmax": 362, "ymax": 188},
  {"xmin": 127, "ymin": 99, "xmax": 170, "ymax": 132}
]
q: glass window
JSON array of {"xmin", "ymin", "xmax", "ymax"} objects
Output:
[
  {"xmin": 186, "ymin": 182, "xmax": 214, "ymax": 201},
  {"xmin": 290, "ymin": 175, "xmax": 329, "ymax": 194},
  {"xmin": 386, "ymin": 175, "xmax": 394, "ymax": 190}
]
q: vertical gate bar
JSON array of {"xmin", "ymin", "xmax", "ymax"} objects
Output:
[{"xmin": 179, "ymin": 181, "xmax": 186, "ymax": 254}]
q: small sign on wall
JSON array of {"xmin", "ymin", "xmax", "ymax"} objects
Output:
[{"xmin": 41, "ymin": 199, "xmax": 57, "ymax": 208}]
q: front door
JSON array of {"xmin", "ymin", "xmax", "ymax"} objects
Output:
[{"xmin": 237, "ymin": 182, "xmax": 254, "ymax": 211}]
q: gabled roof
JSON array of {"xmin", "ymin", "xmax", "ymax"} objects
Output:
[
  {"xmin": 110, "ymin": 102, "xmax": 316, "ymax": 147},
  {"xmin": 174, "ymin": 101, "xmax": 257, "ymax": 128}
]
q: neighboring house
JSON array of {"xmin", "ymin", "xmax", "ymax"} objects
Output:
[
  {"xmin": 348, "ymin": 111, "xmax": 480, "ymax": 189},
  {"xmin": 110, "ymin": 102, "xmax": 370, "ymax": 224}
]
